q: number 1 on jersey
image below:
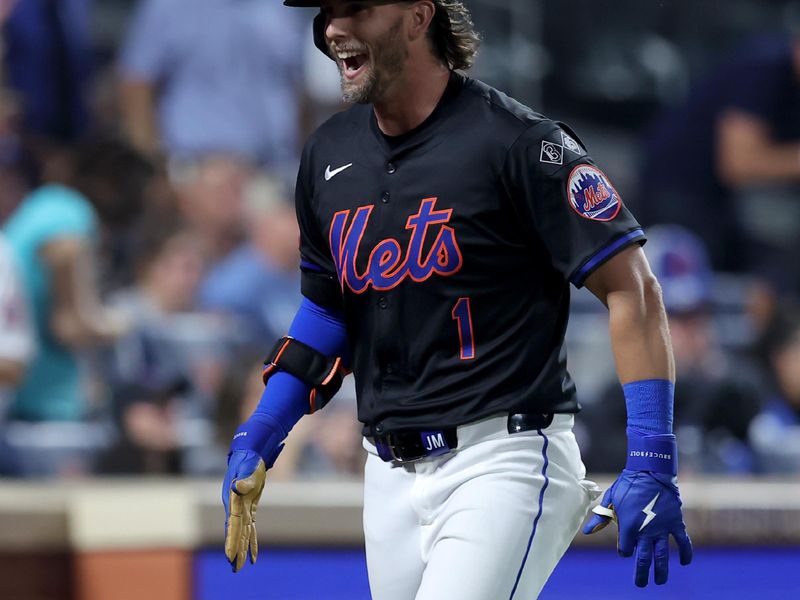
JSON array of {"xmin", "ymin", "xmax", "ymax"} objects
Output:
[{"xmin": 452, "ymin": 297, "xmax": 476, "ymax": 360}]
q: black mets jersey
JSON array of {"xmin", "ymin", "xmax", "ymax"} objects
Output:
[{"xmin": 296, "ymin": 73, "xmax": 645, "ymax": 435}]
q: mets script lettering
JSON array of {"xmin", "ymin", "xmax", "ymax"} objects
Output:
[
  {"xmin": 583, "ymin": 182, "xmax": 611, "ymax": 211},
  {"xmin": 329, "ymin": 197, "xmax": 463, "ymax": 293}
]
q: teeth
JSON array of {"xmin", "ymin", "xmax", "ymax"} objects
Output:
[{"xmin": 337, "ymin": 51, "xmax": 365, "ymax": 60}]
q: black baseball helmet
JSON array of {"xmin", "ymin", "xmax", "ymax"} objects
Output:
[
  {"xmin": 284, "ymin": 1, "xmax": 409, "ymax": 59},
  {"xmin": 284, "ymin": 1, "xmax": 402, "ymax": 5},
  {"xmin": 284, "ymin": 1, "xmax": 339, "ymax": 58},
  {"xmin": 286, "ymin": 1, "xmax": 477, "ymax": 69},
  {"xmin": 282, "ymin": 0, "xmax": 335, "ymax": 59}
]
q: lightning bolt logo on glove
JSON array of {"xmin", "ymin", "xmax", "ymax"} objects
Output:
[{"xmin": 640, "ymin": 493, "xmax": 660, "ymax": 531}]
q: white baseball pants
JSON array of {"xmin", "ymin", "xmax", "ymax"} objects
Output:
[{"xmin": 362, "ymin": 414, "xmax": 600, "ymax": 600}]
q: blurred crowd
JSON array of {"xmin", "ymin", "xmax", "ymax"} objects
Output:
[{"xmin": 0, "ymin": 0, "xmax": 799, "ymax": 480}]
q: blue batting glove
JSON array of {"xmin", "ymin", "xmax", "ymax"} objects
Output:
[{"xmin": 582, "ymin": 470, "xmax": 693, "ymax": 587}]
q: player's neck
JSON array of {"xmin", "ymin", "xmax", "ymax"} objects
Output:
[{"xmin": 372, "ymin": 59, "xmax": 451, "ymax": 137}]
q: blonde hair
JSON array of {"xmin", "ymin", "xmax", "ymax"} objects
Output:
[{"xmin": 425, "ymin": 0, "xmax": 481, "ymax": 71}]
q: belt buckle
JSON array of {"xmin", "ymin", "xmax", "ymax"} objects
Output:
[
  {"xmin": 390, "ymin": 431, "xmax": 428, "ymax": 463},
  {"xmin": 375, "ymin": 434, "xmax": 424, "ymax": 463},
  {"xmin": 391, "ymin": 443, "xmax": 426, "ymax": 463}
]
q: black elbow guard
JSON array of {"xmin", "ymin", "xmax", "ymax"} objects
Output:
[{"xmin": 262, "ymin": 336, "xmax": 347, "ymax": 413}]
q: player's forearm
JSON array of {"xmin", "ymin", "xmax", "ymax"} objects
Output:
[
  {"xmin": 606, "ymin": 273, "xmax": 675, "ymax": 385},
  {"xmin": 607, "ymin": 273, "xmax": 678, "ymax": 471}
]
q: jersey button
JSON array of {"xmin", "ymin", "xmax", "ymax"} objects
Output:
[
  {"xmin": 374, "ymin": 423, "xmax": 385, "ymax": 434},
  {"xmin": 378, "ymin": 296, "xmax": 389, "ymax": 309},
  {"xmin": 386, "ymin": 162, "xmax": 396, "ymax": 174},
  {"xmin": 381, "ymin": 191, "xmax": 390, "ymax": 203},
  {"xmin": 385, "ymin": 364, "xmax": 394, "ymax": 375}
]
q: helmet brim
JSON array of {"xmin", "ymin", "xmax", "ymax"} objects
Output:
[{"xmin": 284, "ymin": 1, "xmax": 402, "ymax": 6}]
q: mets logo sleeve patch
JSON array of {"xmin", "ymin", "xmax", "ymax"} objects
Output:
[
  {"xmin": 502, "ymin": 122, "xmax": 645, "ymax": 287},
  {"xmin": 567, "ymin": 164, "xmax": 621, "ymax": 221}
]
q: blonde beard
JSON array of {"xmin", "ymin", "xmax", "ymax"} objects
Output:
[
  {"xmin": 338, "ymin": 18, "xmax": 407, "ymax": 105},
  {"xmin": 341, "ymin": 67, "xmax": 380, "ymax": 104}
]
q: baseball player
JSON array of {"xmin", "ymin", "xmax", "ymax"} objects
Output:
[{"xmin": 222, "ymin": 1, "xmax": 693, "ymax": 598}]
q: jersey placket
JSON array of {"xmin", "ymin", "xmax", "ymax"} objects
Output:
[{"xmin": 373, "ymin": 153, "xmax": 402, "ymax": 395}]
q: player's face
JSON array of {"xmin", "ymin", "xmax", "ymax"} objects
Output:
[{"xmin": 322, "ymin": 1, "xmax": 411, "ymax": 104}]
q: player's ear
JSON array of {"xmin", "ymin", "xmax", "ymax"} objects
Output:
[{"xmin": 407, "ymin": 0, "xmax": 435, "ymax": 42}]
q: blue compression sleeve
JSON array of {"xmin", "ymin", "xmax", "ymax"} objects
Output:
[
  {"xmin": 229, "ymin": 298, "xmax": 349, "ymax": 459},
  {"xmin": 623, "ymin": 379, "xmax": 677, "ymax": 475},
  {"xmin": 623, "ymin": 379, "xmax": 674, "ymax": 435}
]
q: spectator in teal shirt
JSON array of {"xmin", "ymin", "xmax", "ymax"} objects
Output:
[{"xmin": 3, "ymin": 139, "xmax": 154, "ymax": 422}]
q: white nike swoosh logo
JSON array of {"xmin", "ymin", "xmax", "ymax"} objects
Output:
[
  {"xmin": 640, "ymin": 492, "xmax": 660, "ymax": 531},
  {"xmin": 325, "ymin": 163, "xmax": 353, "ymax": 181}
]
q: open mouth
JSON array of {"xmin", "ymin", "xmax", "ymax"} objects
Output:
[{"xmin": 339, "ymin": 52, "xmax": 369, "ymax": 80}]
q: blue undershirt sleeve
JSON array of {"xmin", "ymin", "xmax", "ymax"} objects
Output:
[{"xmin": 229, "ymin": 297, "xmax": 349, "ymax": 459}]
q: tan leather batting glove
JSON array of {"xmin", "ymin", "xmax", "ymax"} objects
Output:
[{"xmin": 223, "ymin": 454, "xmax": 267, "ymax": 572}]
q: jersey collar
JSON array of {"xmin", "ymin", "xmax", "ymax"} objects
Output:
[{"xmin": 368, "ymin": 71, "xmax": 467, "ymax": 156}]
